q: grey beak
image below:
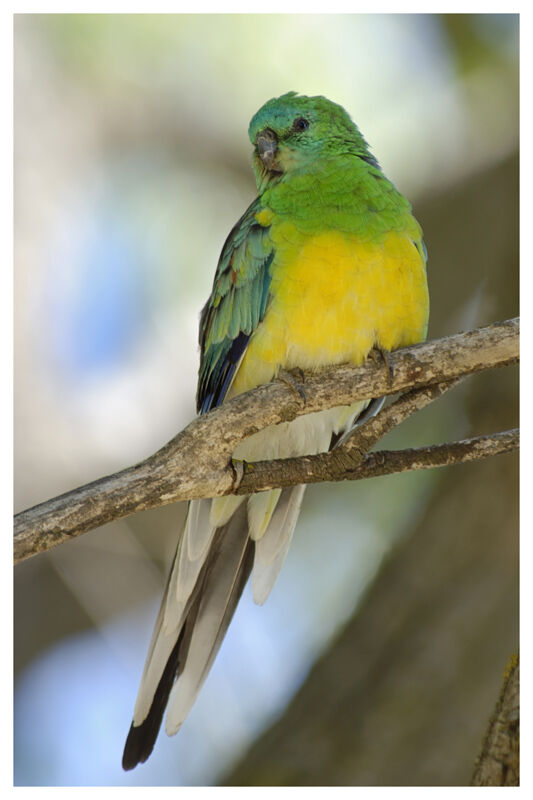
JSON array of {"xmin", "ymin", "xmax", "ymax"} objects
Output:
[{"xmin": 256, "ymin": 129, "xmax": 278, "ymax": 170}]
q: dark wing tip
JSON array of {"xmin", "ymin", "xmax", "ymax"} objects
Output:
[{"xmin": 197, "ymin": 329, "xmax": 251, "ymax": 415}]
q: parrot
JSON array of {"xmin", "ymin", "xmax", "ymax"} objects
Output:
[{"xmin": 122, "ymin": 92, "xmax": 429, "ymax": 770}]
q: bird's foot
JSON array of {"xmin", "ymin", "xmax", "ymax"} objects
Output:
[
  {"xmin": 231, "ymin": 458, "xmax": 247, "ymax": 490},
  {"xmin": 278, "ymin": 368, "xmax": 307, "ymax": 406},
  {"xmin": 369, "ymin": 346, "xmax": 395, "ymax": 387}
]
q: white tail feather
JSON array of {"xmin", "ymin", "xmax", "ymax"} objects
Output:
[
  {"xmin": 185, "ymin": 499, "xmax": 213, "ymax": 561},
  {"xmin": 134, "ymin": 552, "xmax": 185, "ymax": 722},
  {"xmin": 248, "ymin": 488, "xmax": 282, "ymax": 541},
  {"xmin": 252, "ymin": 485, "xmax": 306, "ymax": 604},
  {"xmin": 252, "ymin": 529, "xmax": 293, "ymax": 607},
  {"xmin": 165, "ymin": 505, "xmax": 252, "ymax": 734},
  {"xmin": 209, "ymin": 494, "xmax": 245, "ymax": 528},
  {"xmin": 165, "ymin": 501, "xmax": 216, "ymax": 606},
  {"xmin": 255, "ymin": 486, "xmax": 305, "ymax": 566}
]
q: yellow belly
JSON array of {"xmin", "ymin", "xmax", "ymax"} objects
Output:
[{"xmin": 229, "ymin": 222, "xmax": 428, "ymax": 397}]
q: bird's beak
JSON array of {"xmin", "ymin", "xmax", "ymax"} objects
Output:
[{"xmin": 256, "ymin": 129, "xmax": 279, "ymax": 172}]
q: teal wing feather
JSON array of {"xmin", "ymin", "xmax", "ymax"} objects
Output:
[{"xmin": 197, "ymin": 198, "xmax": 274, "ymax": 414}]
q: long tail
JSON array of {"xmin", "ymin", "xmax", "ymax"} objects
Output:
[
  {"xmin": 122, "ymin": 401, "xmax": 373, "ymax": 770},
  {"xmin": 122, "ymin": 501, "xmax": 249, "ymax": 769},
  {"xmin": 122, "ymin": 487, "xmax": 302, "ymax": 770}
]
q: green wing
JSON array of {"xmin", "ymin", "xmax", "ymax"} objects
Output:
[{"xmin": 197, "ymin": 198, "xmax": 274, "ymax": 414}]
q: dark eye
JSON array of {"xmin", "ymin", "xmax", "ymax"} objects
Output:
[{"xmin": 292, "ymin": 117, "xmax": 310, "ymax": 132}]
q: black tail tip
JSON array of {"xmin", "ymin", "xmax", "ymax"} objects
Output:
[
  {"xmin": 122, "ymin": 721, "xmax": 155, "ymax": 771},
  {"xmin": 122, "ymin": 627, "xmax": 187, "ymax": 769}
]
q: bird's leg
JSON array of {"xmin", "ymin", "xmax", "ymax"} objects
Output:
[
  {"xmin": 369, "ymin": 346, "xmax": 395, "ymax": 387},
  {"xmin": 277, "ymin": 367, "xmax": 307, "ymax": 406}
]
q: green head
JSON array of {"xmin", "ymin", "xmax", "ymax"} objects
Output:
[{"xmin": 248, "ymin": 92, "xmax": 378, "ymax": 190}]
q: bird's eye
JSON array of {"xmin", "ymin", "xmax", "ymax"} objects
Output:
[{"xmin": 292, "ymin": 117, "xmax": 310, "ymax": 132}]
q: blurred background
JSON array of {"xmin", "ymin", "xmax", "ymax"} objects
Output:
[{"xmin": 14, "ymin": 13, "xmax": 518, "ymax": 787}]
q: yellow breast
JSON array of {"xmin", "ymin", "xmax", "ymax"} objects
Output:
[{"xmin": 229, "ymin": 220, "xmax": 428, "ymax": 398}]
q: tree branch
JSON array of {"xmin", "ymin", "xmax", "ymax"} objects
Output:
[
  {"xmin": 14, "ymin": 318, "xmax": 519, "ymax": 564},
  {"xmin": 471, "ymin": 654, "xmax": 519, "ymax": 786},
  {"xmin": 236, "ymin": 430, "xmax": 519, "ymax": 494}
]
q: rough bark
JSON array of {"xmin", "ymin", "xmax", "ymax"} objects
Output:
[
  {"xmin": 471, "ymin": 655, "xmax": 519, "ymax": 786},
  {"xmin": 14, "ymin": 318, "xmax": 518, "ymax": 564}
]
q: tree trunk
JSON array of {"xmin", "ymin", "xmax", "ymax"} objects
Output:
[{"xmin": 471, "ymin": 655, "xmax": 519, "ymax": 786}]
